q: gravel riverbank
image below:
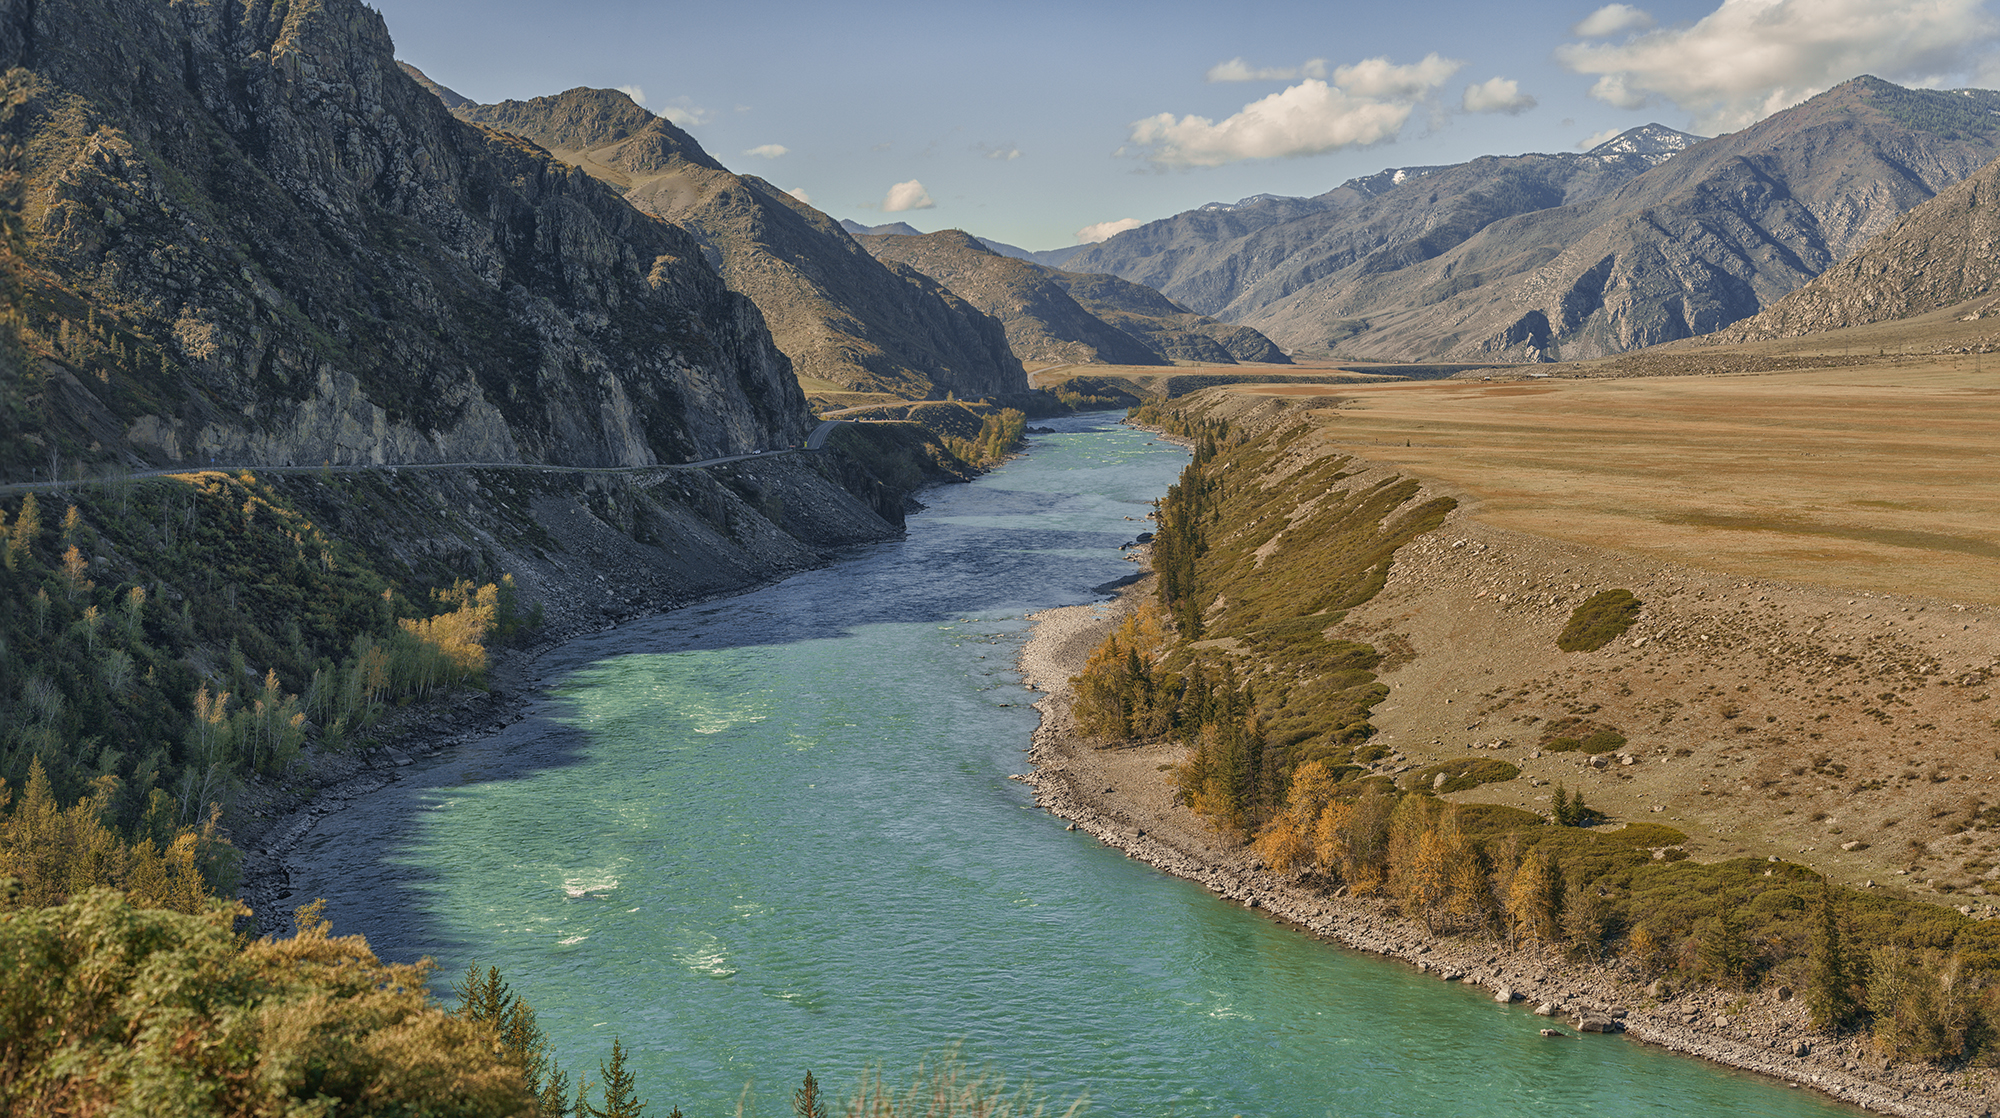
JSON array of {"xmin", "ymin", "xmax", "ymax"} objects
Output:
[{"xmin": 1019, "ymin": 583, "xmax": 1996, "ymax": 1118}]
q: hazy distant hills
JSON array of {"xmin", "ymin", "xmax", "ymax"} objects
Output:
[
  {"xmin": 1711, "ymin": 151, "xmax": 2000, "ymax": 339},
  {"xmin": 1070, "ymin": 78, "xmax": 2000, "ymax": 361},
  {"xmin": 857, "ymin": 230, "xmax": 1288, "ymax": 367},
  {"xmin": 423, "ymin": 77, "xmax": 1027, "ymax": 400}
]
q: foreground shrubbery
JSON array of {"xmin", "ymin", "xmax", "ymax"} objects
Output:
[{"xmin": 1085, "ymin": 403, "xmax": 2000, "ymax": 1066}]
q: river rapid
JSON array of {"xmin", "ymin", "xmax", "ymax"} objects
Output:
[{"xmin": 284, "ymin": 413, "xmax": 1860, "ymax": 1117}]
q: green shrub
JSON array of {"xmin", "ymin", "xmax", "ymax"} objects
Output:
[
  {"xmin": 1557, "ymin": 588, "xmax": 1641, "ymax": 651},
  {"xmin": 1402, "ymin": 757, "xmax": 1520, "ymax": 793},
  {"xmin": 1539, "ymin": 716, "xmax": 1627, "ymax": 754}
]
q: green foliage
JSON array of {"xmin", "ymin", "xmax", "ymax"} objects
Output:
[
  {"xmin": 1556, "ymin": 589, "xmax": 1641, "ymax": 652},
  {"xmin": 1538, "ymin": 717, "xmax": 1627, "ymax": 754},
  {"xmin": 0, "ymin": 889, "xmax": 535, "ymax": 1115},
  {"xmin": 1806, "ymin": 883, "xmax": 1861, "ymax": 1032},
  {"xmin": 1402, "ymin": 757, "xmax": 1519, "ymax": 794},
  {"xmin": 1090, "ymin": 407, "xmax": 1454, "ymax": 832},
  {"xmin": 1550, "ymin": 783, "xmax": 1602, "ymax": 827},
  {"xmin": 585, "ymin": 1038, "xmax": 647, "ymax": 1118},
  {"xmin": 942, "ymin": 408, "xmax": 1028, "ymax": 467},
  {"xmin": 0, "ymin": 478, "xmax": 512, "ymax": 871}
]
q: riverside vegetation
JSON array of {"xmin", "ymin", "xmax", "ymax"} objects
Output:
[{"xmin": 1072, "ymin": 400, "xmax": 2000, "ymax": 1067}]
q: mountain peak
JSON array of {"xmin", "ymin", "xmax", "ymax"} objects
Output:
[{"xmin": 1583, "ymin": 123, "xmax": 1706, "ymax": 162}]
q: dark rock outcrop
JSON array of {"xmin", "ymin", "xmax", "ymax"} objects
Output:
[{"xmin": 3, "ymin": 0, "xmax": 810, "ymax": 474}]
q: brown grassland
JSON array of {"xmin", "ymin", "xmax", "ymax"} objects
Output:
[{"xmin": 1180, "ymin": 323, "xmax": 2000, "ymax": 905}]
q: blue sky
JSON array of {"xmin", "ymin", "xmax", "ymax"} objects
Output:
[{"xmin": 376, "ymin": 0, "xmax": 2000, "ymax": 250}]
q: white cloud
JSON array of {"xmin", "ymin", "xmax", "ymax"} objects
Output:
[
  {"xmin": 985, "ymin": 145, "xmax": 1021, "ymax": 161},
  {"xmin": 615, "ymin": 84, "xmax": 646, "ymax": 106},
  {"xmin": 1130, "ymin": 54, "xmax": 1466, "ymax": 167},
  {"xmin": 659, "ymin": 97, "xmax": 713, "ymax": 128},
  {"xmin": 882, "ymin": 180, "xmax": 936, "ymax": 212},
  {"xmin": 1332, "ymin": 53, "xmax": 1463, "ymax": 98},
  {"xmin": 744, "ymin": 144, "xmax": 789, "ymax": 159},
  {"xmin": 1075, "ymin": 218, "xmax": 1143, "ymax": 243},
  {"xmin": 1572, "ymin": 3, "xmax": 1656, "ymax": 37},
  {"xmin": 1462, "ymin": 76, "xmax": 1537, "ymax": 114},
  {"xmin": 1577, "ymin": 126, "xmax": 1624, "ymax": 149},
  {"xmin": 786, "ymin": 187, "xmax": 813, "ymax": 205},
  {"xmin": 1207, "ymin": 57, "xmax": 1330, "ymax": 82},
  {"xmin": 1557, "ymin": 0, "xmax": 1999, "ymax": 133}
]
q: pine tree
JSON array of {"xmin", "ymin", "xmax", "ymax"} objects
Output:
[
  {"xmin": 454, "ymin": 962, "xmax": 564, "ymax": 1107},
  {"xmin": 793, "ymin": 1069, "xmax": 828, "ymax": 1118},
  {"xmin": 1699, "ymin": 893, "xmax": 1751, "ymax": 989},
  {"xmin": 1805, "ymin": 882, "xmax": 1859, "ymax": 1031},
  {"xmin": 586, "ymin": 1038, "xmax": 646, "ymax": 1118}
]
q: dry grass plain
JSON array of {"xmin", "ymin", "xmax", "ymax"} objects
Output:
[
  {"xmin": 1180, "ymin": 345, "xmax": 2000, "ymax": 905},
  {"xmin": 1264, "ymin": 361, "xmax": 2000, "ymax": 604}
]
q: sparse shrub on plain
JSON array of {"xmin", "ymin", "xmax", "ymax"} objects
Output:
[{"xmin": 1557, "ymin": 588, "xmax": 1642, "ymax": 652}]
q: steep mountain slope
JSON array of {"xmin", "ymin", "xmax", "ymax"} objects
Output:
[
  {"xmin": 1060, "ymin": 125, "xmax": 1701, "ymax": 323},
  {"xmin": 1234, "ymin": 79, "xmax": 2000, "ymax": 361},
  {"xmin": 1710, "ymin": 153, "xmax": 2000, "ymax": 339},
  {"xmin": 860, "ymin": 231, "xmax": 1160, "ymax": 366},
  {"xmin": 858, "ymin": 230, "xmax": 1288, "ymax": 367},
  {"xmin": 445, "ymin": 86, "xmax": 1026, "ymax": 400},
  {"xmin": 1071, "ymin": 81, "xmax": 2000, "ymax": 362},
  {"xmin": 1, "ymin": 0, "xmax": 807, "ymax": 475}
]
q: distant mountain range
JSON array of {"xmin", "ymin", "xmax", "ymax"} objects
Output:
[
  {"xmin": 418, "ymin": 76, "xmax": 1027, "ymax": 401},
  {"xmin": 1063, "ymin": 80, "xmax": 2000, "ymax": 361},
  {"xmin": 855, "ymin": 230, "xmax": 1288, "ymax": 367}
]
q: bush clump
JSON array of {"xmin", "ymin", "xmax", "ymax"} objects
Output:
[
  {"xmin": 1403, "ymin": 757, "xmax": 1520, "ymax": 794},
  {"xmin": 1540, "ymin": 717, "xmax": 1628, "ymax": 754},
  {"xmin": 1557, "ymin": 588, "xmax": 1641, "ymax": 651}
]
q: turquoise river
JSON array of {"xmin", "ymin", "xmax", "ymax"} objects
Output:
[{"xmin": 286, "ymin": 413, "xmax": 1860, "ymax": 1116}]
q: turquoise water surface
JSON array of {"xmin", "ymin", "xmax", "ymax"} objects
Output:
[{"xmin": 287, "ymin": 414, "xmax": 1858, "ymax": 1116}]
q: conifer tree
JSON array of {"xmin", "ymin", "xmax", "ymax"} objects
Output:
[
  {"xmin": 1806, "ymin": 881, "xmax": 1859, "ymax": 1031},
  {"xmin": 586, "ymin": 1038, "xmax": 646, "ymax": 1118},
  {"xmin": 794, "ymin": 1069, "xmax": 828, "ymax": 1118},
  {"xmin": 1699, "ymin": 893, "xmax": 1751, "ymax": 989}
]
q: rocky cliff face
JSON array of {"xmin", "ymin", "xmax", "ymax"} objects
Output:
[
  {"xmin": 0, "ymin": 0, "xmax": 808, "ymax": 477},
  {"xmin": 437, "ymin": 84, "xmax": 1028, "ymax": 401},
  {"xmin": 1710, "ymin": 153, "xmax": 2000, "ymax": 339}
]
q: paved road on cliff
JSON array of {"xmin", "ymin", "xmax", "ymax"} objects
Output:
[{"xmin": 0, "ymin": 420, "xmax": 856, "ymax": 494}]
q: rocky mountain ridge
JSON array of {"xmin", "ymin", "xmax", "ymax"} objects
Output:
[
  {"xmin": 1708, "ymin": 151, "xmax": 2000, "ymax": 339},
  {"xmin": 1066, "ymin": 79, "xmax": 2000, "ymax": 362},
  {"xmin": 1, "ymin": 0, "xmax": 811, "ymax": 478},
  {"xmin": 438, "ymin": 83, "xmax": 1028, "ymax": 401}
]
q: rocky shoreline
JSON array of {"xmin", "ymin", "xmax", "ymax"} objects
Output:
[{"xmin": 1018, "ymin": 588, "xmax": 1996, "ymax": 1118}]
